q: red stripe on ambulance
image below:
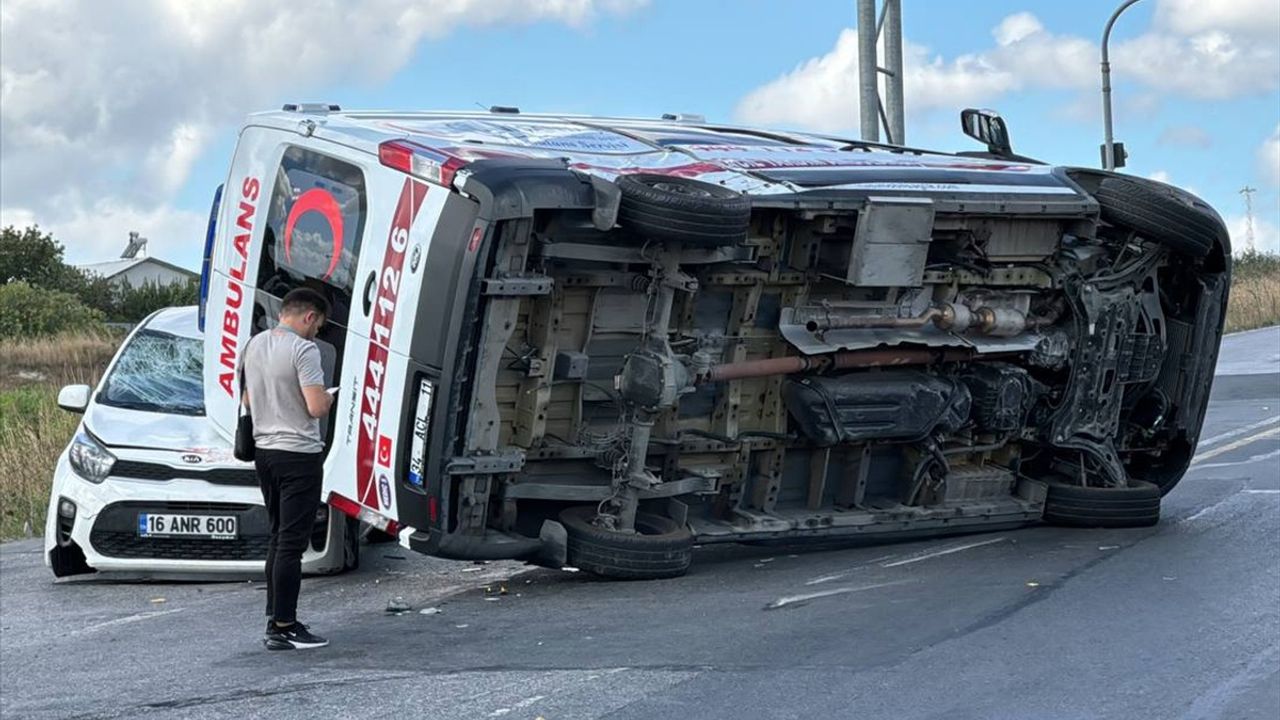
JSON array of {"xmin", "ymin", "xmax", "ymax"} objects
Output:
[{"xmin": 356, "ymin": 178, "xmax": 427, "ymax": 508}]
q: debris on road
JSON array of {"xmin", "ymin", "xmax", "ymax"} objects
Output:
[
  {"xmin": 419, "ymin": 607, "xmax": 442, "ymax": 615},
  {"xmin": 149, "ymin": 597, "xmax": 166, "ymax": 604},
  {"xmin": 1025, "ymin": 581, "xmax": 1041, "ymax": 588},
  {"xmin": 386, "ymin": 597, "xmax": 411, "ymax": 613}
]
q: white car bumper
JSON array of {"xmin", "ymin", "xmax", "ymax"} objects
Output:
[{"xmin": 44, "ymin": 449, "xmax": 345, "ymax": 576}]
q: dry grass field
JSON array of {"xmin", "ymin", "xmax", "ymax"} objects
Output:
[
  {"xmin": 0, "ymin": 332, "xmax": 121, "ymax": 539},
  {"xmin": 1225, "ymin": 251, "xmax": 1280, "ymax": 333}
]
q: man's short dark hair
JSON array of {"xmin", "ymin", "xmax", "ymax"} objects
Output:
[{"xmin": 281, "ymin": 287, "xmax": 330, "ymax": 318}]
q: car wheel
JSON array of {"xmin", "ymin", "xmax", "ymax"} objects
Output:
[
  {"xmin": 1042, "ymin": 478, "xmax": 1161, "ymax": 528},
  {"xmin": 1093, "ymin": 176, "xmax": 1219, "ymax": 258},
  {"xmin": 342, "ymin": 516, "xmax": 360, "ymax": 572},
  {"xmin": 49, "ymin": 543, "xmax": 95, "ymax": 578},
  {"xmin": 616, "ymin": 173, "xmax": 751, "ymax": 247},
  {"xmin": 559, "ymin": 505, "xmax": 694, "ymax": 580}
]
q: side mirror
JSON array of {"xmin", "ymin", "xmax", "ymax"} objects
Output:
[
  {"xmin": 960, "ymin": 108, "xmax": 1013, "ymax": 157},
  {"xmin": 57, "ymin": 385, "xmax": 91, "ymax": 414}
]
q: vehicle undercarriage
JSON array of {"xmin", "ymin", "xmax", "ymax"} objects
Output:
[{"xmin": 435, "ymin": 167, "xmax": 1230, "ymax": 578}]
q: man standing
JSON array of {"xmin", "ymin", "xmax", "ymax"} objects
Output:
[{"xmin": 243, "ymin": 287, "xmax": 333, "ymax": 650}]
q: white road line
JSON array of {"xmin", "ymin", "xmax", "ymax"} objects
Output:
[
  {"xmin": 1183, "ymin": 499, "xmax": 1233, "ymax": 524},
  {"xmin": 1193, "ymin": 448, "xmax": 1280, "ymax": 470},
  {"xmin": 880, "ymin": 537, "xmax": 1007, "ymax": 568},
  {"xmin": 488, "ymin": 696, "xmax": 545, "ymax": 718},
  {"xmin": 71, "ymin": 608, "xmax": 183, "ymax": 637},
  {"xmin": 1191, "ymin": 426, "xmax": 1280, "ymax": 465},
  {"xmin": 766, "ymin": 580, "xmax": 911, "ymax": 610},
  {"xmin": 1243, "ymin": 489, "xmax": 1280, "ymax": 494},
  {"xmin": 1197, "ymin": 415, "xmax": 1280, "ymax": 449},
  {"xmin": 804, "ymin": 553, "xmax": 900, "ymax": 586}
]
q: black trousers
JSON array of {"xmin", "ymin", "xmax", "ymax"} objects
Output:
[{"xmin": 254, "ymin": 448, "xmax": 322, "ymax": 624}]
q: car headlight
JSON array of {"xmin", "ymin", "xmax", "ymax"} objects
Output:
[{"xmin": 68, "ymin": 432, "xmax": 115, "ymax": 483}]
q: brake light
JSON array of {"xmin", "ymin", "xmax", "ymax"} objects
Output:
[
  {"xmin": 377, "ymin": 142, "xmax": 413, "ymax": 174},
  {"xmin": 377, "ymin": 140, "xmax": 468, "ymax": 189},
  {"xmin": 328, "ymin": 492, "xmax": 403, "ymax": 536}
]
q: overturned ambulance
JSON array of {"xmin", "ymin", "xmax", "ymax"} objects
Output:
[{"xmin": 201, "ymin": 105, "xmax": 1230, "ymax": 578}]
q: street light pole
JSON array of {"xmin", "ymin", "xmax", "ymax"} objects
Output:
[{"xmin": 1101, "ymin": 0, "xmax": 1143, "ymax": 171}]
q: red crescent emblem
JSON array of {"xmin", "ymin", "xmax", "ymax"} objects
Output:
[{"xmin": 283, "ymin": 188, "xmax": 344, "ymax": 280}]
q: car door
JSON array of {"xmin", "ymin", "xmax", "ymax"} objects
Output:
[{"xmin": 322, "ymin": 153, "xmax": 450, "ymax": 532}]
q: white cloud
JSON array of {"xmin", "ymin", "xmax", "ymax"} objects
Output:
[
  {"xmin": 0, "ymin": 0, "xmax": 644, "ymax": 263},
  {"xmin": 1226, "ymin": 213, "xmax": 1280, "ymax": 255},
  {"xmin": 735, "ymin": 1, "xmax": 1277, "ymax": 132},
  {"xmin": 1113, "ymin": 29, "xmax": 1279, "ymax": 100},
  {"xmin": 1153, "ymin": 0, "xmax": 1280, "ymax": 41},
  {"xmin": 735, "ymin": 15, "xmax": 1093, "ymax": 132},
  {"xmin": 1157, "ymin": 125, "xmax": 1212, "ymax": 148},
  {"xmin": 1260, "ymin": 125, "xmax": 1280, "ymax": 187},
  {"xmin": 2, "ymin": 198, "xmax": 207, "ymax": 268}
]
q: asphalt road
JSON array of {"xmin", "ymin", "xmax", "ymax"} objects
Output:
[{"xmin": 2, "ymin": 328, "xmax": 1278, "ymax": 720}]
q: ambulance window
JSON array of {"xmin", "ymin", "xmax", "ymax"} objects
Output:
[{"xmin": 257, "ymin": 146, "xmax": 366, "ymax": 326}]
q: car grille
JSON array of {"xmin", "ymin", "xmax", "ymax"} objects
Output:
[
  {"xmin": 89, "ymin": 532, "xmax": 269, "ymax": 561},
  {"xmin": 111, "ymin": 460, "xmax": 259, "ymax": 487},
  {"xmin": 90, "ymin": 501, "xmax": 269, "ymax": 562}
]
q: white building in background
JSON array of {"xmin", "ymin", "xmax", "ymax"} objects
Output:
[
  {"xmin": 75, "ymin": 230, "xmax": 198, "ymax": 288},
  {"xmin": 75, "ymin": 257, "xmax": 197, "ymax": 288}
]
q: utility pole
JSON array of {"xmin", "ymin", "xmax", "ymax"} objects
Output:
[
  {"xmin": 1240, "ymin": 186, "xmax": 1257, "ymax": 252},
  {"xmin": 1100, "ymin": 0, "xmax": 1143, "ymax": 170},
  {"xmin": 856, "ymin": 0, "xmax": 905, "ymax": 145}
]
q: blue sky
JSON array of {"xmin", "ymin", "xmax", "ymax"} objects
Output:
[{"xmin": 2, "ymin": 0, "xmax": 1277, "ymax": 269}]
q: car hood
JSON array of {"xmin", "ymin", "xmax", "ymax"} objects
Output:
[{"xmin": 85, "ymin": 403, "xmax": 226, "ymax": 453}]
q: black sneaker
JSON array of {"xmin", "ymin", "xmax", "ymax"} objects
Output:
[{"xmin": 264, "ymin": 622, "xmax": 329, "ymax": 650}]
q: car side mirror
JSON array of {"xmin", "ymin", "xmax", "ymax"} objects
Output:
[
  {"xmin": 57, "ymin": 384, "xmax": 91, "ymax": 414},
  {"xmin": 960, "ymin": 108, "xmax": 1013, "ymax": 157}
]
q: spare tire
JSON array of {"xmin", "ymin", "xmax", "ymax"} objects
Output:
[
  {"xmin": 1042, "ymin": 478, "xmax": 1161, "ymax": 529},
  {"xmin": 560, "ymin": 505, "xmax": 694, "ymax": 580},
  {"xmin": 1094, "ymin": 176, "xmax": 1219, "ymax": 257},
  {"xmin": 616, "ymin": 173, "xmax": 751, "ymax": 246}
]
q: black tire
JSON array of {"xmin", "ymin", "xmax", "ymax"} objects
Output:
[
  {"xmin": 49, "ymin": 543, "xmax": 94, "ymax": 578},
  {"xmin": 1043, "ymin": 478, "xmax": 1161, "ymax": 528},
  {"xmin": 342, "ymin": 516, "xmax": 361, "ymax": 572},
  {"xmin": 616, "ymin": 173, "xmax": 751, "ymax": 247},
  {"xmin": 559, "ymin": 505, "xmax": 694, "ymax": 580},
  {"xmin": 1094, "ymin": 176, "xmax": 1219, "ymax": 257}
]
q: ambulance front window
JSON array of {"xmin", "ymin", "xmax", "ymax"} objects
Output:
[{"xmin": 257, "ymin": 146, "xmax": 367, "ymax": 328}]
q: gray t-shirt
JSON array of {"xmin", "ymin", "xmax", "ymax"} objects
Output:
[{"xmin": 244, "ymin": 326, "xmax": 326, "ymax": 454}]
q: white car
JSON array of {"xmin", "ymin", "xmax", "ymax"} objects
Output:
[{"xmin": 44, "ymin": 306, "xmax": 358, "ymax": 578}]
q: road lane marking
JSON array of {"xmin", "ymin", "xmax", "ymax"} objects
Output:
[
  {"xmin": 1243, "ymin": 489, "xmax": 1280, "ymax": 494},
  {"xmin": 765, "ymin": 580, "xmax": 912, "ymax": 610},
  {"xmin": 880, "ymin": 537, "xmax": 1007, "ymax": 568},
  {"xmin": 1197, "ymin": 415, "xmax": 1280, "ymax": 448},
  {"xmin": 71, "ymin": 608, "xmax": 183, "ymax": 636},
  {"xmin": 1191, "ymin": 426, "xmax": 1280, "ymax": 465},
  {"xmin": 805, "ymin": 553, "xmax": 900, "ymax": 586},
  {"xmin": 489, "ymin": 695, "xmax": 545, "ymax": 718},
  {"xmin": 1193, "ymin": 448, "xmax": 1280, "ymax": 470}
]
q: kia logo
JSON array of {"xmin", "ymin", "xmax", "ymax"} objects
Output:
[{"xmin": 181, "ymin": 454, "xmax": 203, "ymax": 464}]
